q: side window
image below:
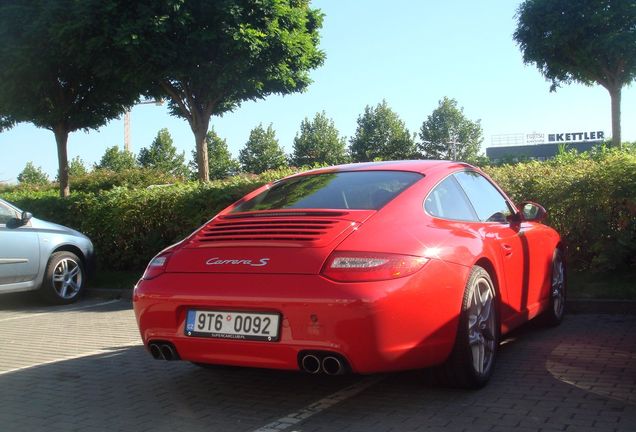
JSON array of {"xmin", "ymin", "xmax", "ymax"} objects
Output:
[
  {"xmin": 425, "ymin": 176, "xmax": 478, "ymax": 221},
  {"xmin": 0, "ymin": 202, "xmax": 18, "ymax": 225},
  {"xmin": 453, "ymin": 171, "xmax": 512, "ymax": 223}
]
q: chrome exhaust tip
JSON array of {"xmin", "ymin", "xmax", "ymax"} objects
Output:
[
  {"xmin": 160, "ymin": 344, "xmax": 177, "ymax": 361},
  {"xmin": 301, "ymin": 354, "xmax": 321, "ymax": 374},
  {"xmin": 149, "ymin": 343, "xmax": 163, "ymax": 360},
  {"xmin": 322, "ymin": 356, "xmax": 345, "ymax": 375}
]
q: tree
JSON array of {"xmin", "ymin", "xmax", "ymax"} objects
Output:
[
  {"xmin": 239, "ymin": 124, "xmax": 288, "ymax": 174},
  {"xmin": 56, "ymin": 156, "xmax": 88, "ymax": 182},
  {"xmin": 292, "ymin": 111, "xmax": 348, "ymax": 166},
  {"xmin": 0, "ymin": 1, "xmax": 143, "ymax": 197},
  {"xmin": 349, "ymin": 100, "xmax": 416, "ymax": 162},
  {"xmin": 68, "ymin": 157, "xmax": 89, "ymax": 177},
  {"xmin": 17, "ymin": 162, "xmax": 49, "ymax": 185},
  {"xmin": 189, "ymin": 128, "xmax": 240, "ymax": 180},
  {"xmin": 118, "ymin": 0, "xmax": 325, "ymax": 182},
  {"xmin": 138, "ymin": 128, "xmax": 188, "ymax": 177},
  {"xmin": 514, "ymin": 0, "xmax": 636, "ymax": 148},
  {"xmin": 0, "ymin": 116, "xmax": 14, "ymax": 132},
  {"xmin": 418, "ymin": 97, "xmax": 483, "ymax": 161},
  {"xmin": 95, "ymin": 146, "xmax": 137, "ymax": 172}
]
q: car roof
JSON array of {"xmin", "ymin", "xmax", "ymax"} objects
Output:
[{"xmin": 291, "ymin": 160, "xmax": 474, "ymax": 177}]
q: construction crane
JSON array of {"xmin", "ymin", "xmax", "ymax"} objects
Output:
[{"xmin": 123, "ymin": 99, "xmax": 164, "ymax": 152}]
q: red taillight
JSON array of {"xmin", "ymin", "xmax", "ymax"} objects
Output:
[
  {"xmin": 321, "ymin": 251, "xmax": 429, "ymax": 282},
  {"xmin": 142, "ymin": 252, "xmax": 172, "ymax": 280}
]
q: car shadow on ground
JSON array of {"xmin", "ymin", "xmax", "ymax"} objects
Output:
[
  {"xmin": 1, "ymin": 314, "xmax": 635, "ymax": 432},
  {"xmin": 0, "ymin": 344, "xmax": 361, "ymax": 431}
]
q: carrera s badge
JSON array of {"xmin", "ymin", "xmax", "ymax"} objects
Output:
[{"xmin": 205, "ymin": 257, "xmax": 270, "ymax": 267}]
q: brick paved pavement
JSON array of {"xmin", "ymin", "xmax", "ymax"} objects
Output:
[
  {"xmin": 292, "ymin": 315, "xmax": 636, "ymax": 432},
  {"xmin": 0, "ymin": 293, "xmax": 634, "ymax": 432}
]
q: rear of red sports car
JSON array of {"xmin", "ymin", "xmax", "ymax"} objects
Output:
[
  {"xmin": 133, "ymin": 161, "xmax": 474, "ymax": 375},
  {"xmin": 133, "ymin": 160, "xmax": 563, "ymax": 386}
]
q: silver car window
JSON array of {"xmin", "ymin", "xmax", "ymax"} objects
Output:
[{"xmin": 0, "ymin": 201, "xmax": 18, "ymax": 225}]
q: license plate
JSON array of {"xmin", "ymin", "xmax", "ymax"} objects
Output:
[{"xmin": 185, "ymin": 309, "xmax": 280, "ymax": 342}]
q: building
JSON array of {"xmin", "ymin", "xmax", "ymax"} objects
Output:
[{"xmin": 486, "ymin": 131, "xmax": 604, "ymax": 163}]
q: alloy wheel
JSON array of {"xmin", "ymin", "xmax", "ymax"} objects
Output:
[
  {"xmin": 52, "ymin": 258, "xmax": 83, "ymax": 299},
  {"xmin": 467, "ymin": 276, "xmax": 496, "ymax": 375}
]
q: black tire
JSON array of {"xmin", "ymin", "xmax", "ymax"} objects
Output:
[
  {"xmin": 40, "ymin": 251, "xmax": 86, "ymax": 304},
  {"xmin": 541, "ymin": 248, "xmax": 566, "ymax": 326},
  {"xmin": 437, "ymin": 265, "xmax": 499, "ymax": 389}
]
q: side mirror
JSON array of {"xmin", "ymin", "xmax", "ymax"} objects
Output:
[
  {"xmin": 21, "ymin": 211, "xmax": 32, "ymax": 224},
  {"xmin": 519, "ymin": 201, "xmax": 547, "ymax": 222}
]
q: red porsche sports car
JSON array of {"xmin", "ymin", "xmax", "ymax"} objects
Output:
[{"xmin": 133, "ymin": 160, "xmax": 565, "ymax": 388}]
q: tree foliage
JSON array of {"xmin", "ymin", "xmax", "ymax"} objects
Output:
[
  {"xmin": 56, "ymin": 156, "xmax": 88, "ymax": 182},
  {"xmin": 18, "ymin": 162, "xmax": 49, "ymax": 185},
  {"xmin": 189, "ymin": 129, "xmax": 240, "ymax": 180},
  {"xmin": 0, "ymin": 0, "xmax": 143, "ymax": 197},
  {"xmin": 117, "ymin": 0, "xmax": 325, "ymax": 181},
  {"xmin": 95, "ymin": 146, "xmax": 137, "ymax": 172},
  {"xmin": 349, "ymin": 100, "xmax": 416, "ymax": 162},
  {"xmin": 419, "ymin": 97, "xmax": 483, "ymax": 162},
  {"xmin": 292, "ymin": 111, "xmax": 348, "ymax": 166},
  {"xmin": 68, "ymin": 157, "xmax": 89, "ymax": 177},
  {"xmin": 514, "ymin": 0, "xmax": 636, "ymax": 147},
  {"xmin": 0, "ymin": 115, "xmax": 14, "ymax": 132},
  {"xmin": 239, "ymin": 124, "xmax": 288, "ymax": 174},
  {"xmin": 138, "ymin": 128, "xmax": 187, "ymax": 177}
]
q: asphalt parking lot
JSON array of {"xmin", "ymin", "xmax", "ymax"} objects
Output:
[{"xmin": 0, "ymin": 294, "xmax": 635, "ymax": 432}]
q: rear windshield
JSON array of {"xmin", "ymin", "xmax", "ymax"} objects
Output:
[{"xmin": 231, "ymin": 171, "xmax": 423, "ymax": 213}]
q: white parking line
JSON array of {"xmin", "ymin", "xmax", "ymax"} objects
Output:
[
  {"xmin": 251, "ymin": 375, "xmax": 385, "ymax": 432},
  {"xmin": 0, "ymin": 343, "xmax": 142, "ymax": 376},
  {"xmin": 0, "ymin": 299, "xmax": 121, "ymax": 323}
]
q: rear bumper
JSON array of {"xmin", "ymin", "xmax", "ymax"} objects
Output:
[{"xmin": 132, "ymin": 259, "xmax": 468, "ymax": 373}]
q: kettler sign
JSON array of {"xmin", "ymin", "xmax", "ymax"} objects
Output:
[{"xmin": 548, "ymin": 131, "xmax": 604, "ymax": 143}]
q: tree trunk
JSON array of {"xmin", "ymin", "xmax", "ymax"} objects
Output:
[
  {"xmin": 609, "ymin": 86, "xmax": 622, "ymax": 149},
  {"xmin": 191, "ymin": 117, "xmax": 210, "ymax": 182},
  {"xmin": 54, "ymin": 126, "xmax": 70, "ymax": 198}
]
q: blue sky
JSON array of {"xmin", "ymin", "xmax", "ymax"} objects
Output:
[{"xmin": 1, "ymin": 0, "xmax": 634, "ymax": 183}]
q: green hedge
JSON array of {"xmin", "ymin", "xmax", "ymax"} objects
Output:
[
  {"xmin": 3, "ymin": 151, "xmax": 635, "ymax": 273},
  {"xmin": 2, "ymin": 168, "xmax": 296, "ymax": 271},
  {"xmin": 0, "ymin": 167, "xmax": 185, "ymax": 195},
  {"xmin": 485, "ymin": 148, "xmax": 636, "ymax": 271}
]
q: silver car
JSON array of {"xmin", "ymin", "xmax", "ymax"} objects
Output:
[{"xmin": 0, "ymin": 198, "xmax": 94, "ymax": 304}]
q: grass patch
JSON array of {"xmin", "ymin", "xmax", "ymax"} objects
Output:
[
  {"xmin": 569, "ymin": 270, "xmax": 636, "ymax": 300},
  {"xmin": 89, "ymin": 270, "xmax": 141, "ymax": 290}
]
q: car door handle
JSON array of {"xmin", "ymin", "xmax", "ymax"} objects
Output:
[{"xmin": 501, "ymin": 244, "xmax": 513, "ymax": 256}]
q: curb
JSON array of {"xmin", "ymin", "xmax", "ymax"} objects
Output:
[
  {"xmin": 85, "ymin": 288, "xmax": 636, "ymax": 314},
  {"xmin": 566, "ymin": 299, "xmax": 636, "ymax": 315}
]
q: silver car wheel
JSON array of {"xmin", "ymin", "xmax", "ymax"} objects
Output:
[
  {"xmin": 52, "ymin": 257, "xmax": 83, "ymax": 299},
  {"xmin": 467, "ymin": 276, "xmax": 496, "ymax": 375}
]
